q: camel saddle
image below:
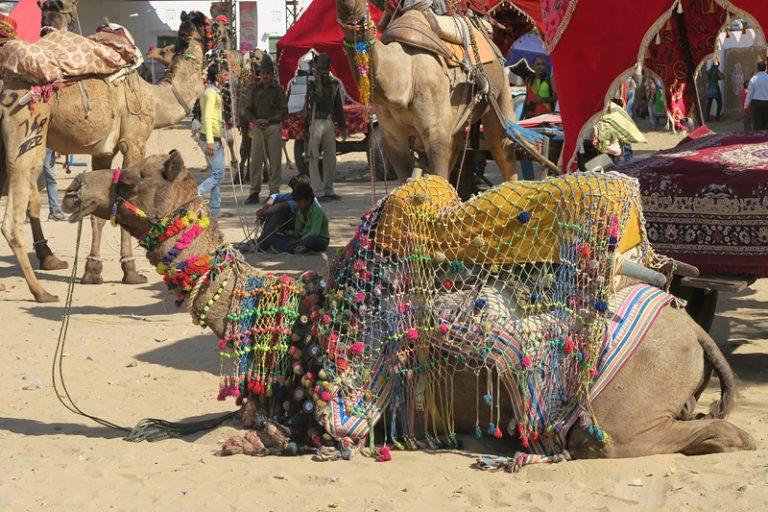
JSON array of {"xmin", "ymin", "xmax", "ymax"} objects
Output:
[
  {"xmin": 381, "ymin": 10, "xmax": 497, "ymax": 68},
  {"xmin": 0, "ymin": 25, "xmax": 141, "ymax": 84}
]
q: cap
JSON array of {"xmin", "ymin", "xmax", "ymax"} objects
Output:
[
  {"xmin": 314, "ymin": 53, "xmax": 331, "ymax": 69},
  {"xmin": 259, "ymin": 53, "xmax": 274, "ymax": 72}
]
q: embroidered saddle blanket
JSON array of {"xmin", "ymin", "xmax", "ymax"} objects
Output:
[{"xmin": 0, "ymin": 24, "xmax": 141, "ymax": 84}]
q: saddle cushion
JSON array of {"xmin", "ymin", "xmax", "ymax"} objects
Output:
[
  {"xmin": 0, "ymin": 29, "xmax": 135, "ymax": 83},
  {"xmin": 381, "ymin": 10, "xmax": 497, "ymax": 68},
  {"xmin": 89, "ymin": 25, "xmax": 140, "ymax": 64}
]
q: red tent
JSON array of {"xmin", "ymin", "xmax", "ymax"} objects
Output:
[
  {"xmin": 276, "ymin": 0, "xmax": 383, "ymax": 102},
  {"xmin": 10, "ymin": 0, "xmax": 41, "ymax": 42},
  {"xmin": 543, "ymin": 0, "xmax": 768, "ymax": 170},
  {"xmin": 488, "ymin": 0, "xmax": 545, "ymax": 35}
]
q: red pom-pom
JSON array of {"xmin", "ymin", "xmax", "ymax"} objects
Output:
[{"xmin": 493, "ymin": 427, "xmax": 502, "ymax": 439}]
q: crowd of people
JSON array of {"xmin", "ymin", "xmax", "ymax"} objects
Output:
[{"xmin": 192, "ymin": 47, "xmax": 340, "ymax": 256}]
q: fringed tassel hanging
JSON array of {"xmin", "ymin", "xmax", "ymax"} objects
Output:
[{"xmin": 677, "ymin": 0, "xmax": 683, "ymax": 14}]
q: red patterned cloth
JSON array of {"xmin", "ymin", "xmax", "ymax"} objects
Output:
[
  {"xmin": 620, "ymin": 131, "xmax": 768, "ymax": 277},
  {"xmin": 282, "ymin": 104, "xmax": 369, "ymax": 140},
  {"xmin": 644, "ymin": 2, "xmax": 727, "ymax": 124}
]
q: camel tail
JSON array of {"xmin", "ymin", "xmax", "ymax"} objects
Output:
[{"xmin": 693, "ymin": 321, "xmax": 738, "ymax": 419}]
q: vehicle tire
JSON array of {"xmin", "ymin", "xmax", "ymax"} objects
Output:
[
  {"xmin": 367, "ymin": 124, "xmax": 396, "ymax": 180},
  {"xmin": 294, "ymin": 139, "xmax": 309, "ymax": 176}
]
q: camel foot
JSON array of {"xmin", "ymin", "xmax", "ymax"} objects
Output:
[
  {"xmin": 81, "ymin": 271, "xmax": 104, "ymax": 285},
  {"xmin": 121, "ymin": 261, "xmax": 147, "ymax": 285},
  {"xmin": 122, "ymin": 271, "xmax": 148, "ymax": 285},
  {"xmin": 34, "ymin": 290, "xmax": 59, "ymax": 303},
  {"xmin": 81, "ymin": 259, "xmax": 104, "ymax": 285},
  {"xmin": 39, "ymin": 255, "xmax": 69, "ymax": 271}
]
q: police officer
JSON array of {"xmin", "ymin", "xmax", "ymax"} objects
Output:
[
  {"xmin": 305, "ymin": 53, "xmax": 347, "ymax": 201},
  {"xmin": 243, "ymin": 54, "xmax": 287, "ymax": 204}
]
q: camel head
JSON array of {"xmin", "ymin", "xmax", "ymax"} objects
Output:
[
  {"xmin": 146, "ymin": 44, "xmax": 175, "ymax": 68},
  {"xmin": 62, "ymin": 150, "xmax": 199, "ymax": 238},
  {"xmin": 176, "ymin": 10, "xmax": 213, "ymax": 55},
  {"xmin": 39, "ymin": 0, "xmax": 77, "ymax": 33},
  {"xmin": 335, "ymin": 0, "xmax": 369, "ymax": 24}
]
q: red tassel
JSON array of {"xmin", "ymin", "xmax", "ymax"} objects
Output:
[
  {"xmin": 531, "ymin": 431, "xmax": 540, "ymax": 442},
  {"xmin": 493, "ymin": 427, "xmax": 503, "ymax": 439},
  {"xmin": 521, "ymin": 436, "xmax": 529, "ymax": 448},
  {"xmin": 375, "ymin": 445, "xmax": 392, "ymax": 462}
]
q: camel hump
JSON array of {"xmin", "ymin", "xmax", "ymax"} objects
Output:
[
  {"xmin": 0, "ymin": 28, "xmax": 139, "ymax": 84},
  {"xmin": 381, "ymin": 10, "xmax": 497, "ymax": 67}
]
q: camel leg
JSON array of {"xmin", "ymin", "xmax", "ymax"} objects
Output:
[
  {"xmin": 118, "ymin": 147, "xmax": 147, "ymax": 285},
  {"xmin": 377, "ymin": 115, "xmax": 414, "ymax": 181},
  {"xmin": 81, "ymin": 215, "xmax": 106, "ymax": 284},
  {"xmin": 120, "ymin": 226, "xmax": 147, "ymax": 284},
  {"xmin": 566, "ymin": 307, "xmax": 755, "ymax": 458},
  {"xmin": 1, "ymin": 146, "xmax": 58, "ymax": 302},
  {"xmin": 27, "ymin": 169, "xmax": 68, "ymax": 271},
  {"xmin": 482, "ymin": 95, "xmax": 517, "ymax": 182},
  {"xmin": 418, "ymin": 123, "xmax": 452, "ymax": 179}
]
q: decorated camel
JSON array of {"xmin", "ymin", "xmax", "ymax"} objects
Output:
[
  {"xmin": 336, "ymin": 0, "xmax": 518, "ymax": 182},
  {"xmin": 62, "ymin": 151, "xmax": 754, "ymax": 465},
  {"xmin": 0, "ymin": 11, "xmax": 210, "ymax": 302},
  {"xmin": 39, "ymin": 0, "xmax": 79, "ymax": 33}
]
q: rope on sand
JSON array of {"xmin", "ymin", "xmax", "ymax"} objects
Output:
[{"xmin": 52, "ymin": 173, "xmax": 237, "ymax": 442}]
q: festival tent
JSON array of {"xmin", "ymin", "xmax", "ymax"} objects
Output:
[
  {"xmin": 276, "ymin": 0, "xmax": 383, "ymax": 103},
  {"xmin": 488, "ymin": 0, "xmax": 544, "ymax": 55},
  {"xmin": 10, "ymin": 0, "xmax": 41, "ymax": 42},
  {"xmin": 539, "ymin": 0, "xmax": 768, "ymax": 170},
  {"xmin": 505, "ymin": 31, "xmax": 549, "ymax": 73}
]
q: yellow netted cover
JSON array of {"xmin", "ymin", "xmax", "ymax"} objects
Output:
[{"xmin": 376, "ymin": 174, "xmax": 645, "ymax": 265}]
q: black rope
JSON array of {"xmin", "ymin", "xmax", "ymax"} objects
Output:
[{"xmin": 52, "ymin": 176, "xmax": 237, "ymax": 442}]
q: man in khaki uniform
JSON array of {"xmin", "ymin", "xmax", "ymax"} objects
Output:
[
  {"xmin": 306, "ymin": 53, "xmax": 347, "ymax": 201},
  {"xmin": 243, "ymin": 54, "xmax": 287, "ymax": 204}
]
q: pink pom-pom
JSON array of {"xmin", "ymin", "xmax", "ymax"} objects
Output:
[
  {"xmin": 521, "ymin": 355, "xmax": 532, "ymax": 368},
  {"xmin": 375, "ymin": 445, "xmax": 392, "ymax": 462},
  {"xmin": 218, "ymin": 340, "xmax": 227, "ymax": 350},
  {"xmin": 328, "ymin": 331, "xmax": 339, "ymax": 342},
  {"xmin": 350, "ymin": 341, "xmax": 364, "ymax": 356},
  {"xmin": 320, "ymin": 391, "xmax": 332, "ymax": 401},
  {"xmin": 406, "ymin": 328, "xmax": 419, "ymax": 341},
  {"xmin": 322, "ymin": 314, "xmax": 331, "ymax": 324},
  {"xmin": 438, "ymin": 324, "xmax": 449, "ymax": 335},
  {"xmin": 354, "ymin": 291, "xmax": 366, "ymax": 303},
  {"xmin": 397, "ymin": 302, "xmax": 410, "ymax": 314}
]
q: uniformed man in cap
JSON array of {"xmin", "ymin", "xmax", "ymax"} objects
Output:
[
  {"xmin": 305, "ymin": 53, "xmax": 347, "ymax": 201},
  {"xmin": 243, "ymin": 53, "xmax": 288, "ymax": 204}
]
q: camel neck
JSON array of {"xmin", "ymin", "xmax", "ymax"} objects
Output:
[
  {"xmin": 140, "ymin": 200, "xmax": 229, "ymax": 305},
  {"xmin": 151, "ymin": 43, "xmax": 205, "ymax": 128}
]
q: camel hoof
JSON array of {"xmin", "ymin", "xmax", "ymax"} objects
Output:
[
  {"xmin": 35, "ymin": 291, "xmax": 59, "ymax": 303},
  {"xmin": 81, "ymin": 272, "xmax": 104, "ymax": 285},
  {"xmin": 122, "ymin": 272, "xmax": 148, "ymax": 285},
  {"xmin": 39, "ymin": 256, "xmax": 69, "ymax": 271}
]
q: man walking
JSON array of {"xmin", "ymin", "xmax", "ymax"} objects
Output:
[
  {"xmin": 305, "ymin": 53, "xmax": 347, "ymax": 202},
  {"xmin": 745, "ymin": 60, "xmax": 768, "ymax": 131},
  {"xmin": 243, "ymin": 54, "xmax": 287, "ymax": 204},
  {"xmin": 197, "ymin": 64, "xmax": 232, "ymax": 218}
]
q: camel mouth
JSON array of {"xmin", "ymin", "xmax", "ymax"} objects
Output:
[{"xmin": 61, "ymin": 192, "xmax": 97, "ymax": 222}]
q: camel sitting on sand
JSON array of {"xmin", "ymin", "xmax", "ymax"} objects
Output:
[
  {"xmin": 0, "ymin": 11, "xmax": 210, "ymax": 302},
  {"xmin": 62, "ymin": 151, "xmax": 755, "ymax": 462}
]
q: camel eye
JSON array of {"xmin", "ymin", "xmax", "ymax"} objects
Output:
[{"xmin": 118, "ymin": 182, "xmax": 135, "ymax": 194}]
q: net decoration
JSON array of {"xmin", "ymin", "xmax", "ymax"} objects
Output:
[{"xmin": 220, "ymin": 171, "xmax": 657, "ymax": 460}]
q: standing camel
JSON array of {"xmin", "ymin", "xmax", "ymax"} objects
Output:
[
  {"xmin": 62, "ymin": 151, "xmax": 755, "ymax": 460},
  {"xmin": 336, "ymin": 0, "xmax": 518, "ymax": 182},
  {"xmin": 0, "ymin": 11, "xmax": 209, "ymax": 302}
]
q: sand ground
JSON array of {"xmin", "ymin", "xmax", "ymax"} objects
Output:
[{"xmin": 1, "ymin": 118, "xmax": 767, "ymax": 512}]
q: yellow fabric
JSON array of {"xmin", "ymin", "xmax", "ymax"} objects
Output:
[
  {"xmin": 201, "ymin": 85, "xmax": 222, "ymax": 144},
  {"xmin": 376, "ymin": 175, "xmax": 645, "ymax": 265}
]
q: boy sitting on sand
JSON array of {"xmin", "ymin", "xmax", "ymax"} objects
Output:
[{"xmin": 236, "ymin": 180, "xmax": 329, "ymax": 254}]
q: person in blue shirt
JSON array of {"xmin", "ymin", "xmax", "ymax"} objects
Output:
[{"xmin": 235, "ymin": 175, "xmax": 321, "ymax": 253}]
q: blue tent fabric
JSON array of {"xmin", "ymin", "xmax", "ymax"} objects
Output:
[{"xmin": 505, "ymin": 33, "xmax": 550, "ymax": 74}]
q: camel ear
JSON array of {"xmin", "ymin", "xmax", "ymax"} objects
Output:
[
  {"xmin": 180, "ymin": 11, "xmax": 189, "ymax": 22},
  {"xmin": 162, "ymin": 150, "xmax": 185, "ymax": 182}
]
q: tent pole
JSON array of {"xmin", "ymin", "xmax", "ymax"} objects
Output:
[{"xmin": 674, "ymin": 11, "xmax": 704, "ymax": 126}]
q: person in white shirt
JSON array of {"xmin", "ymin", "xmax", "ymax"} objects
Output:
[{"xmin": 744, "ymin": 60, "xmax": 768, "ymax": 131}]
